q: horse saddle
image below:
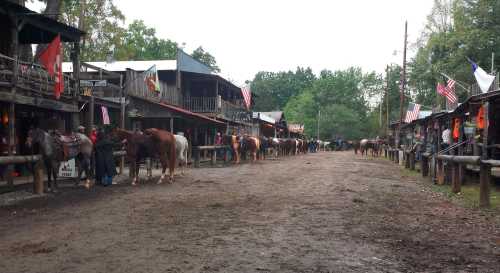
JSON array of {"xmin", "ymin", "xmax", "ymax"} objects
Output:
[{"xmin": 55, "ymin": 133, "xmax": 81, "ymax": 160}]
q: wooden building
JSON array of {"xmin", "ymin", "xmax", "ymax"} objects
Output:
[
  {"xmin": 63, "ymin": 50, "xmax": 250, "ymax": 146},
  {"xmin": 0, "ymin": 0, "xmax": 84, "ymax": 155},
  {"xmin": 252, "ymin": 112, "xmax": 277, "ymax": 137}
]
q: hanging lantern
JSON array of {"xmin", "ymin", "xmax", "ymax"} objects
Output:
[{"xmin": 2, "ymin": 111, "xmax": 8, "ymax": 125}]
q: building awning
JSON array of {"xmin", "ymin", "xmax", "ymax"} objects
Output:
[
  {"xmin": 150, "ymin": 100, "xmax": 225, "ymax": 125},
  {"xmin": 1, "ymin": 0, "xmax": 85, "ymax": 44}
]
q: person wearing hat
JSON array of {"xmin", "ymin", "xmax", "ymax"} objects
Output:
[{"xmin": 77, "ymin": 126, "xmax": 85, "ymax": 134}]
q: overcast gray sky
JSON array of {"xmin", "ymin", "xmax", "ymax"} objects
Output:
[{"xmin": 32, "ymin": 0, "xmax": 435, "ymax": 86}]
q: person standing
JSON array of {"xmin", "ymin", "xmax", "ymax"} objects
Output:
[{"xmin": 94, "ymin": 130, "xmax": 116, "ymax": 186}]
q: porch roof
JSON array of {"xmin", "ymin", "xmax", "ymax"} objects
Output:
[{"xmin": 0, "ymin": 0, "xmax": 84, "ymax": 43}]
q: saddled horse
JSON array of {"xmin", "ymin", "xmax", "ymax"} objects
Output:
[
  {"xmin": 143, "ymin": 128, "xmax": 177, "ymax": 184},
  {"xmin": 111, "ymin": 128, "xmax": 156, "ymax": 185},
  {"xmin": 26, "ymin": 128, "xmax": 93, "ymax": 191},
  {"xmin": 222, "ymin": 134, "xmax": 241, "ymax": 163},
  {"xmin": 241, "ymin": 136, "xmax": 261, "ymax": 162}
]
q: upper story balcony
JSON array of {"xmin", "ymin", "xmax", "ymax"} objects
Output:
[
  {"xmin": 0, "ymin": 53, "xmax": 77, "ymax": 101},
  {"xmin": 184, "ymin": 96, "xmax": 252, "ymax": 124}
]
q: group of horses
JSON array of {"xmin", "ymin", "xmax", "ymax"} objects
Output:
[
  {"xmin": 352, "ymin": 138, "xmax": 387, "ymax": 157},
  {"xmin": 24, "ymin": 126, "xmax": 333, "ymax": 192},
  {"xmin": 25, "ymin": 127, "xmax": 189, "ymax": 192}
]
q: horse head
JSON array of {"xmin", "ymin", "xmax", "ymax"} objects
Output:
[{"xmin": 26, "ymin": 128, "xmax": 46, "ymax": 149}]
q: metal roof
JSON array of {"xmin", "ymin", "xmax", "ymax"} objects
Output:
[
  {"xmin": 259, "ymin": 111, "xmax": 284, "ymax": 121},
  {"xmin": 63, "ymin": 60, "xmax": 177, "ymax": 73},
  {"xmin": 252, "ymin": 112, "xmax": 276, "ymax": 124}
]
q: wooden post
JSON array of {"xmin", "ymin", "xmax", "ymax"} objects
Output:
[
  {"xmin": 33, "ymin": 159, "xmax": 44, "ymax": 194},
  {"xmin": 437, "ymin": 158, "xmax": 445, "ymax": 185},
  {"xmin": 170, "ymin": 118, "xmax": 174, "ymax": 133},
  {"xmin": 193, "ymin": 147, "xmax": 200, "ymax": 168},
  {"xmin": 479, "ymin": 101, "xmax": 490, "ymax": 207},
  {"xmin": 119, "ymin": 74, "xmax": 125, "ymax": 174},
  {"xmin": 409, "ymin": 151, "xmax": 415, "ymax": 170},
  {"xmin": 421, "ymin": 155, "xmax": 429, "ymax": 177},
  {"xmin": 211, "ymin": 149, "xmax": 216, "ymax": 165},
  {"xmin": 451, "ymin": 162, "xmax": 461, "ymax": 193},
  {"xmin": 6, "ymin": 15, "xmax": 19, "ymax": 188},
  {"xmin": 479, "ymin": 163, "xmax": 491, "ymax": 208}
]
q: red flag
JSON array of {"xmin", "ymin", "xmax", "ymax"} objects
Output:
[{"xmin": 39, "ymin": 34, "xmax": 63, "ymax": 99}]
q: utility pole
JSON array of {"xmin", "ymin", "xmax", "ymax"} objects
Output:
[
  {"xmin": 317, "ymin": 109, "xmax": 320, "ymax": 140},
  {"xmin": 385, "ymin": 65, "xmax": 389, "ymax": 136},
  {"xmin": 379, "ymin": 88, "xmax": 383, "ymax": 130},
  {"xmin": 396, "ymin": 21, "xmax": 407, "ymax": 149}
]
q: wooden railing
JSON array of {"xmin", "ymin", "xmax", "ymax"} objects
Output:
[
  {"xmin": 125, "ymin": 69, "xmax": 181, "ymax": 106},
  {"xmin": 184, "ymin": 96, "xmax": 218, "ymax": 113},
  {"xmin": 0, "ymin": 53, "xmax": 75, "ymax": 98},
  {"xmin": 184, "ymin": 96, "xmax": 252, "ymax": 123}
]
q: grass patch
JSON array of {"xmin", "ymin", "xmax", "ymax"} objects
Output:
[{"xmin": 430, "ymin": 183, "xmax": 500, "ymax": 212}]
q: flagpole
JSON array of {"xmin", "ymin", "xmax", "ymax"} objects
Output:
[
  {"xmin": 439, "ymin": 72, "xmax": 470, "ymax": 93},
  {"xmin": 385, "ymin": 65, "xmax": 389, "ymax": 136},
  {"xmin": 396, "ymin": 21, "xmax": 407, "ymax": 149}
]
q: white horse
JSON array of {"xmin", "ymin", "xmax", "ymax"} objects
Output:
[{"xmin": 175, "ymin": 133, "xmax": 189, "ymax": 175}]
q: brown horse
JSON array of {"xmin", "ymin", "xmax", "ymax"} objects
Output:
[
  {"xmin": 143, "ymin": 128, "xmax": 176, "ymax": 184},
  {"xmin": 241, "ymin": 136, "xmax": 261, "ymax": 162},
  {"xmin": 222, "ymin": 134, "xmax": 241, "ymax": 163},
  {"xmin": 111, "ymin": 128, "xmax": 156, "ymax": 185}
]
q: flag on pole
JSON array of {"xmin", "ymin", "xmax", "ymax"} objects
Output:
[
  {"xmin": 468, "ymin": 58, "xmax": 495, "ymax": 93},
  {"xmin": 404, "ymin": 102, "xmax": 420, "ymax": 123},
  {"xmin": 241, "ymin": 84, "xmax": 251, "ymax": 109},
  {"xmin": 39, "ymin": 34, "xmax": 63, "ymax": 99},
  {"xmin": 144, "ymin": 65, "xmax": 161, "ymax": 92},
  {"xmin": 437, "ymin": 78, "xmax": 458, "ymax": 110}
]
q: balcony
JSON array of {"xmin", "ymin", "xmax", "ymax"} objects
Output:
[
  {"xmin": 0, "ymin": 53, "xmax": 75, "ymax": 99},
  {"xmin": 184, "ymin": 96, "xmax": 252, "ymax": 124}
]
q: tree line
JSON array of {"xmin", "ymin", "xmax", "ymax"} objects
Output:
[{"xmin": 252, "ymin": 0, "xmax": 499, "ymax": 140}]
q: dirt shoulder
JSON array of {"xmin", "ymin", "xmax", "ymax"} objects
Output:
[{"xmin": 0, "ymin": 152, "xmax": 498, "ymax": 273}]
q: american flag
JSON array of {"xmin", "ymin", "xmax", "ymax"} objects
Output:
[
  {"xmin": 404, "ymin": 103, "xmax": 421, "ymax": 123},
  {"xmin": 437, "ymin": 79, "xmax": 457, "ymax": 103},
  {"xmin": 241, "ymin": 85, "xmax": 251, "ymax": 109}
]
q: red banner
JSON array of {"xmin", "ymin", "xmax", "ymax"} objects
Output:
[{"xmin": 39, "ymin": 34, "xmax": 63, "ymax": 99}]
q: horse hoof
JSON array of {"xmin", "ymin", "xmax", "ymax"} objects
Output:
[{"xmin": 157, "ymin": 180, "xmax": 163, "ymax": 185}]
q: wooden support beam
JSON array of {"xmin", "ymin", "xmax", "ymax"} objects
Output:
[
  {"xmin": 451, "ymin": 162, "xmax": 461, "ymax": 193},
  {"xmin": 421, "ymin": 155, "xmax": 429, "ymax": 177},
  {"xmin": 193, "ymin": 148, "xmax": 200, "ymax": 168},
  {"xmin": 409, "ymin": 152, "xmax": 415, "ymax": 171},
  {"xmin": 437, "ymin": 159, "xmax": 445, "ymax": 185},
  {"xmin": 33, "ymin": 159, "xmax": 44, "ymax": 194},
  {"xmin": 479, "ymin": 163, "xmax": 491, "ymax": 208}
]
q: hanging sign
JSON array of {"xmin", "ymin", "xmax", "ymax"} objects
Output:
[
  {"xmin": 80, "ymin": 80, "xmax": 107, "ymax": 87},
  {"xmin": 58, "ymin": 159, "xmax": 78, "ymax": 178}
]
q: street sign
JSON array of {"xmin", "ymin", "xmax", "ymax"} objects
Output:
[{"xmin": 80, "ymin": 80, "xmax": 107, "ymax": 87}]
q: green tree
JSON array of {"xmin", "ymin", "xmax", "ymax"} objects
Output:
[
  {"xmin": 191, "ymin": 46, "xmax": 220, "ymax": 72},
  {"xmin": 59, "ymin": 0, "xmax": 126, "ymax": 61},
  {"xmin": 251, "ymin": 67, "xmax": 316, "ymax": 111},
  {"xmin": 114, "ymin": 20, "xmax": 178, "ymax": 61}
]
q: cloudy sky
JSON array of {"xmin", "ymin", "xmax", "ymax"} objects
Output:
[{"xmin": 32, "ymin": 0, "xmax": 435, "ymax": 86}]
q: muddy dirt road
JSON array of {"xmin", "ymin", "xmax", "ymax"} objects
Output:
[{"xmin": 1, "ymin": 152, "xmax": 499, "ymax": 273}]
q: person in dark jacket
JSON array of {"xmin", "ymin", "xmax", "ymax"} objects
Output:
[{"xmin": 94, "ymin": 130, "xmax": 117, "ymax": 186}]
